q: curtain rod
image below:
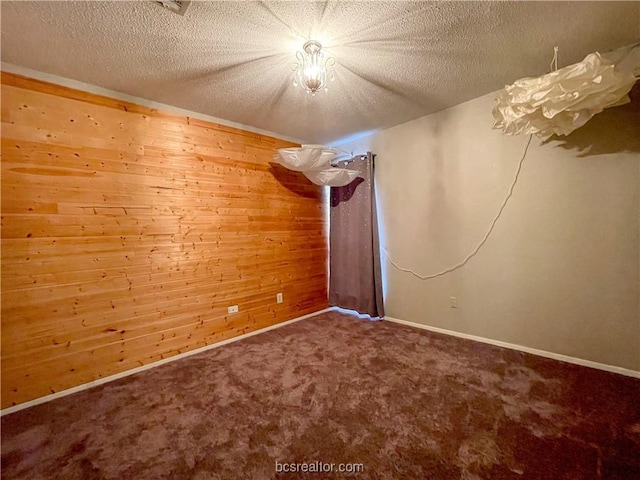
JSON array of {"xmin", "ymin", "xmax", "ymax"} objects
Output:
[{"xmin": 332, "ymin": 150, "xmax": 373, "ymax": 164}]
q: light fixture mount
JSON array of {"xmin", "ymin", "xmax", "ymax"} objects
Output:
[{"xmin": 293, "ymin": 40, "xmax": 335, "ymax": 95}]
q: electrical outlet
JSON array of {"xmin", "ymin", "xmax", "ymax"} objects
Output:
[
  {"xmin": 449, "ymin": 296, "xmax": 458, "ymax": 309},
  {"xmin": 276, "ymin": 292, "xmax": 283, "ymax": 304},
  {"xmin": 227, "ymin": 305, "xmax": 238, "ymax": 314}
]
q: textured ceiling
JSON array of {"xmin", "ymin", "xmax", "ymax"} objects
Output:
[{"xmin": 1, "ymin": 1, "xmax": 639, "ymax": 144}]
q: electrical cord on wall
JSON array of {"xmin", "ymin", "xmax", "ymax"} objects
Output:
[{"xmin": 382, "ymin": 134, "xmax": 534, "ymax": 280}]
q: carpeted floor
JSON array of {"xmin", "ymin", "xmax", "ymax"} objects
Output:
[{"xmin": 2, "ymin": 310, "xmax": 639, "ymax": 479}]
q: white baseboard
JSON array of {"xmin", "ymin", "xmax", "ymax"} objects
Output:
[
  {"xmin": 384, "ymin": 316, "xmax": 640, "ymax": 379},
  {"xmin": 1, "ymin": 308, "xmax": 333, "ymax": 417}
]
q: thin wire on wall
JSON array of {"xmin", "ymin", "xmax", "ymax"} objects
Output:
[{"xmin": 382, "ymin": 134, "xmax": 534, "ymax": 280}]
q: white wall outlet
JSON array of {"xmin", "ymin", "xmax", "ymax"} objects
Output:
[
  {"xmin": 449, "ymin": 296, "xmax": 458, "ymax": 309},
  {"xmin": 276, "ymin": 292, "xmax": 283, "ymax": 304},
  {"xmin": 227, "ymin": 305, "xmax": 239, "ymax": 314}
]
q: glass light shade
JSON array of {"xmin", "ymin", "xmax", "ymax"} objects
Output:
[{"xmin": 293, "ymin": 40, "xmax": 335, "ymax": 95}]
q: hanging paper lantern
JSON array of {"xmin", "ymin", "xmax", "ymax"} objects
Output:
[
  {"xmin": 273, "ymin": 146, "xmax": 338, "ymax": 172},
  {"xmin": 493, "ymin": 45, "xmax": 639, "ymax": 138},
  {"xmin": 303, "ymin": 167, "xmax": 360, "ymax": 187},
  {"xmin": 274, "ymin": 145, "xmax": 361, "ymax": 187}
]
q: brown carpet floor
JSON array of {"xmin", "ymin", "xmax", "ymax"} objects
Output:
[{"xmin": 2, "ymin": 310, "xmax": 639, "ymax": 479}]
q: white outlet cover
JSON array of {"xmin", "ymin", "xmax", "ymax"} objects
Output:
[
  {"xmin": 449, "ymin": 296, "xmax": 458, "ymax": 308},
  {"xmin": 228, "ymin": 305, "xmax": 238, "ymax": 314}
]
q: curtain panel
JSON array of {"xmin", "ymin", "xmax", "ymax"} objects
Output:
[{"xmin": 329, "ymin": 152, "xmax": 384, "ymax": 318}]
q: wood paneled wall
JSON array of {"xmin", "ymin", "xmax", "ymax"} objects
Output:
[{"xmin": 1, "ymin": 72, "xmax": 328, "ymax": 409}]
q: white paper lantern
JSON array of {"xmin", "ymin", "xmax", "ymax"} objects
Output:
[
  {"xmin": 273, "ymin": 146, "xmax": 337, "ymax": 172},
  {"xmin": 303, "ymin": 167, "xmax": 360, "ymax": 187},
  {"xmin": 493, "ymin": 45, "xmax": 639, "ymax": 138},
  {"xmin": 274, "ymin": 145, "xmax": 361, "ymax": 187}
]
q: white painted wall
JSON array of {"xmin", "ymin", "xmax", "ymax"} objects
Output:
[{"xmin": 334, "ymin": 89, "xmax": 640, "ymax": 371}]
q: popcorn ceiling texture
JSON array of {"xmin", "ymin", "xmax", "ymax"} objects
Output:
[{"xmin": 1, "ymin": 1, "xmax": 639, "ymax": 142}]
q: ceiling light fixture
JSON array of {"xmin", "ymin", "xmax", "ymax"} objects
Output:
[
  {"xmin": 493, "ymin": 43, "xmax": 640, "ymax": 138},
  {"xmin": 293, "ymin": 40, "xmax": 335, "ymax": 95},
  {"xmin": 274, "ymin": 145, "xmax": 361, "ymax": 187}
]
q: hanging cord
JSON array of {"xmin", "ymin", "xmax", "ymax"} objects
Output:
[
  {"xmin": 549, "ymin": 46, "xmax": 559, "ymax": 72},
  {"xmin": 382, "ymin": 45, "xmax": 558, "ymax": 281},
  {"xmin": 382, "ymin": 134, "xmax": 533, "ymax": 280}
]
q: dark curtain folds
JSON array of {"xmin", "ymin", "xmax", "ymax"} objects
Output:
[{"xmin": 329, "ymin": 152, "xmax": 384, "ymax": 318}]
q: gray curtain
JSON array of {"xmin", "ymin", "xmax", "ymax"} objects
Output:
[{"xmin": 329, "ymin": 152, "xmax": 384, "ymax": 318}]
